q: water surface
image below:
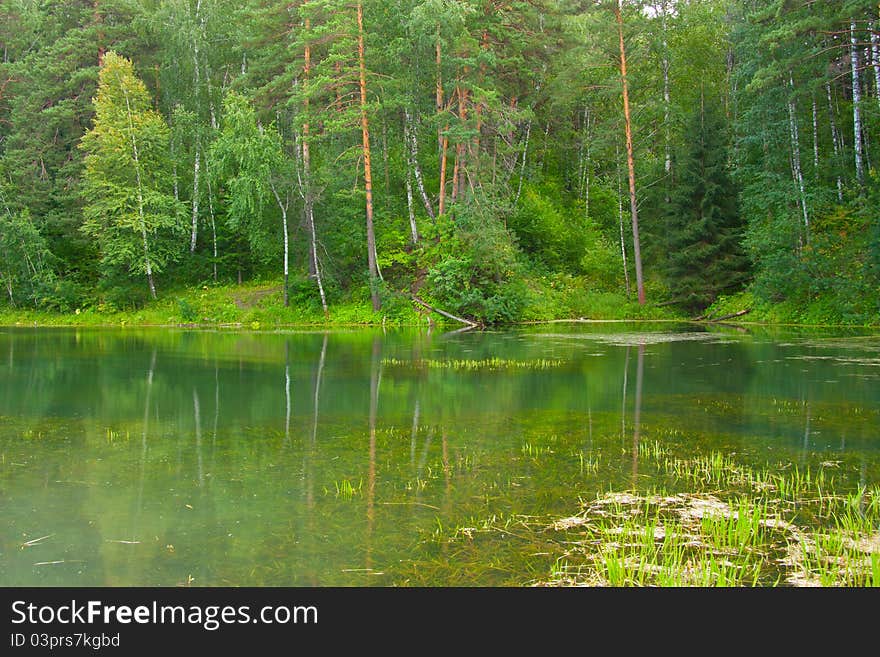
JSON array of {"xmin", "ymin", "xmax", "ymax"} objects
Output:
[{"xmin": 1, "ymin": 323, "xmax": 878, "ymax": 585}]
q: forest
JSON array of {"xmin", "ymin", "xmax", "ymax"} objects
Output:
[{"xmin": 0, "ymin": 0, "xmax": 878, "ymax": 327}]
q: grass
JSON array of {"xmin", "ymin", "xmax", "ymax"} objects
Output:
[
  {"xmin": 705, "ymin": 290, "xmax": 880, "ymax": 328},
  {"xmin": 329, "ymin": 478, "xmax": 363, "ymax": 500},
  {"xmin": 382, "ymin": 357, "xmax": 565, "ymax": 370},
  {"xmin": 0, "ymin": 273, "xmax": 689, "ymax": 329},
  {"xmin": 0, "ymin": 279, "xmax": 419, "ymax": 328},
  {"xmin": 420, "ymin": 449, "xmax": 880, "ymax": 587}
]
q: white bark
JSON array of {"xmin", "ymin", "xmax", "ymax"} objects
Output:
[
  {"xmin": 616, "ymin": 142, "xmax": 630, "ymax": 297},
  {"xmin": 122, "ymin": 86, "xmax": 156, "ymax": 299},
  {"xmin": 871, "ymin": 22, "xmax": 880, "ymax": 110},
  {"xmin": 812, "ymin": 96, "xmax": 819, "ymax": 179},
  {"xmin": 826, "ymin": 82, "xmax": 844, "ymax": 201},
  {"xmin": 404, "ymin": 109, "xmax": 435, "ymax": 221},
  {"xmin": 306, "ymin": 202, "xmax": 327, "ymax": 316},
  {"xmin": 405, "ymin": 169, "xmax": 418, "ymax": 243},
  {"xmin": 190, "ymin": 140, "xmax": 200, "ymax": 252},
  {"xmin": 203, "ymin": 152, "xmax": 218, "ymax": 281},
  {"xmin": 851, "ymin": 21, "xmax": 865, "ymax": 186},
  {"xmin": 513, "ymin": 119, "xmax": 531, "ymax": 207},
  {"xmin": 787, "ymin": 73, "xmax": 809, "ymax": 239},
  {"xmin": 270, "ymin": 184, "xmax": 290, "ymax": 307},
  {"xmin": 661, "ymin": 2, "xmax": 671, "ymax": 178}
]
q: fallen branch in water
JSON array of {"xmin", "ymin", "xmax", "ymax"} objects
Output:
[
  {"xmin": 411, "ymin": 296, "xmax": 480, "ymax": 328},
  {"xmin": 20, "ymin": 534, "xmax": 54, "ymax": 548},
  {"xmin": 703, "ymin": 308, "xmax": 752, "ymax": 323}
]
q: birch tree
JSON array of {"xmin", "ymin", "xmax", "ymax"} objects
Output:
[
  {"xmin": 211, "ymin": 91, "xmax": 295, "ymax": 306},
  {"xmin": 80, "ymin": 52, "xmax": 184, "ymax": 300}
]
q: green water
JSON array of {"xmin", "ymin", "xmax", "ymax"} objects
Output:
[{"xmin": 1, "ymin": 323, "xmax": 878, "ymax": 586}]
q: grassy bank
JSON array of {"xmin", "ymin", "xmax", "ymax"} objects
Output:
[
  {"xmin": 0, "ymin": 276, "xmax": 684, "ymax": 328},
  {"xmin": 705, "ymin": 291, "xmax": 880, "ymax": 328},
  {"xmin": 3, "ymin": 277, "xmax": 878, "ymax": 330}
]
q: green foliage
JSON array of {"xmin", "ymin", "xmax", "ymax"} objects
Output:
[
  {"xmin": 0, "ymin": 208, "xmax": 55, "ymax": 308},
  {"xmin": 0, "ymin": 0, "xmax": 877, "ymax": 326},
  {"xmin": 664, "ymin": 96, "xmax": 749, "ymax": 312},
  {"xmin": 210, "ymin": 91, "xmax": 288, "ymax": 255},
  {"xmin": 579, "ymin": 226, "xmax": 624, "ymax": 292},
  {"xmin": 510, "ymin": 183, "xmax": 587, "ymax": 273},
  {"xmin": 177, "ymin": 297, "xmax": 199, "ymax": 322},
  {"xmin": 80, "ymin": 52, "xmax": 185, "ymax": 296},
  {"xmin": 422, "ymin": 207, "xmax": 528, "ymax": 325}
]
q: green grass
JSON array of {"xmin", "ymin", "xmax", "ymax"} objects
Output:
[
  {"xmin": 0, "ymin": 279, "xmax": 420, "ymax": 328},
  {"xmin": 421, "ymin": 450, "xmax": 880, "ymax": 587},
  {"xmin": 382, "ymin": 357, "xmax": 565, "ymax": 370},
  {"xmin": 705, "ymin": 290, "xmax": 880, "ymax": 327}
]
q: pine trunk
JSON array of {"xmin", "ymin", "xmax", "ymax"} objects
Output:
[
  {"xmin": 358, "ymin": 2, "xmax": 380, "ymax": 311},
  {"xmin": 616, "ymin": 2, "xmax": 645, "ymax": 305}
]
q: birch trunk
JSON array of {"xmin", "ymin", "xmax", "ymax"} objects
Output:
[
  {"xmin": 190, "ymin": 140, "xmax": 200, "ymax": 252},
  {"xmin": 404, "ymin": 109, "xmax": 435, "ymax": 220},
  {"xmin": 123, "ymin": 88, "xmax": 156, "ymax": 299},
  {"xmin": 826, "ymin": 82, "xmax": 844, "ymax": 200},
  {"xmin": 788, "ymin": 73, "xmax": 809, "ymax": 240},
  {"xmin": 812, "ymin": 96, "xmax": 819, "ymax": 180},
  {"xmin": 662, "ymin": 3, "xmax": 671, "ymax": 179},
  {"xmin": 270, "ymin": 185, "xmax": 290, "ymax": 307},
  {"xmin": 189, "ymin": 0, "xmax": 203, "ymax": 253},
  {"xmin": 513, "ymin": 119, "xmax": 530, "ymax": 207},
  {"xmin": 871, "ymin": 22, "xmax": 880, "ymax": 109},
  {"xmin": 851, "ymin": 20, "xmax": 865, "ymax": 186},
  {"xmin": 303, "ymin": 14, "xmax": 328, "ymax": 317},
  {"xmin": 405, "ymin": 166, "xmax": 417, "ymax": 243},
  {"xmin": 616, "ymin": 142, "xmax": 630, "ymax": 297},
  {"xmin": 204, "ymin": 152, "xmax": 218, "ymax": 281}
]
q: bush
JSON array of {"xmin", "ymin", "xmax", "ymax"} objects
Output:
[
  {"xmin": 422, "ymin": 203, "xmax": 529, "ymax": 325},
  {"xmin": 177, "ymin": 297, "xmax": 199, "ymax": 322}
]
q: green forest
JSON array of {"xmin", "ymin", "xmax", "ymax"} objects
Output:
[{"xmin": 0, "ymin": 0, "xmax": 878, "ymax": 327}]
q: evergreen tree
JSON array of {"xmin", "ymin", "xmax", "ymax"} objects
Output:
[{"xmin": 665, "ymin": 95, "xmax": 749, "ymax": 312}]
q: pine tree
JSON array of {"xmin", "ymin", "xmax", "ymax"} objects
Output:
[{"xmin": 665, "ymin": 95, "xmax": 749, "ymax": 312}]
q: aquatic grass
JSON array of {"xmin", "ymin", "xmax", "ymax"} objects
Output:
[
  {"xmin": 331, "ymin": 478, "xmax": 363, "ymax": 500},
  {"xmin": 575, "ymin": 451, "xmax": 600, "ymax": 475},
  {"xmin": 381, "ymin": 357, "xmax": 565, "ymax": 371},
  {"xmin": 699, "ymin": 498, "xmax": 768, "ymax": 550},
  {"xmin": 521, "ymin": 442, "xmax": 552, "ymax": 458},
  {"xmin": 432, "ymin": 448, "xmax": 880, "ymax": 587},
  {"xmin": 638, "ymin": 440, "xmax": 669, "ymax": 462}
]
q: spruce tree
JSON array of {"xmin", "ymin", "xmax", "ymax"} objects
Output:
[{"xmin": 665, "ymin": 95, "xmax": 749, "ymax": 312}]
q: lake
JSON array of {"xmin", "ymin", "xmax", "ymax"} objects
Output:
[{"xmin": 1, "ymin": 323, "xmax": 878, "ymax": 586}]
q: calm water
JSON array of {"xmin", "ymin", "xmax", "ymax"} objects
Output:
[{"xmin": 1, "ymin": 324, "xmax": 878, "ymax": 586}]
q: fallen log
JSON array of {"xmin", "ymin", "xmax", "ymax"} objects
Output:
[
  {"xmin": 703, "ymin": 308, "xmax": 751, "ymax": 323},
  {"xmin": 411, "ymin": 296, "xmax": 479, "ymax": 328}
]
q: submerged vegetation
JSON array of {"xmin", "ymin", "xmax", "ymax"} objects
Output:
[
  {"xmin": 382, "ymin": 357, "xmax": 565, "ymax": 370},
  {"xmin": 414, "ymin": 446, "xmax": 880, "ymax": 587}
]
